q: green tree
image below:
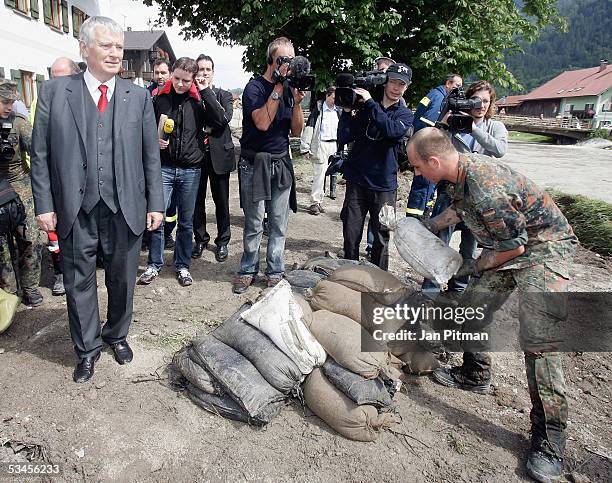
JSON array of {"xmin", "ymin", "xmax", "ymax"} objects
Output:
[{"xmin": 145, "ymin": 0, "xmax": 564, "ymax": 102}]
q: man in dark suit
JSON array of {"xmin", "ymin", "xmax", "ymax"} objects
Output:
[
  {"xmin": 30, "ymin": 17, "xmax": 164, "ymax": 383},
  {"xmin": 192, "ymin": 54, "xmax": 235, "ymax": 262}
]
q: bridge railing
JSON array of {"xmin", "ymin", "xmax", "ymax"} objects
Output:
[{"xmin": 495, "ymin": 114, "xmax": 594, "ymax": 131}]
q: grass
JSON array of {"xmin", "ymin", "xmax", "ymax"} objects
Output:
[
  {"xmin": 549, "ymin": 190, "xmax": 612, "ymax": 256},
  {"xmin": 509, "ymin": 131, "xmax": 555, "ymax": 143}
]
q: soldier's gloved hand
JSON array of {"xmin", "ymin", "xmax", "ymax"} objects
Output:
[
  {"xmin": 455, "ymin": 259, "xmax": 480, "ymax": 278},
  {"xmin": 420, "ymin": 218, "xmax": 439, "ymax": 235}
]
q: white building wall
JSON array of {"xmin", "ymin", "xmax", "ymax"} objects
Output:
[{"xmin": 0, "ymin": 0, "xmax": 100, "ymax": 84}]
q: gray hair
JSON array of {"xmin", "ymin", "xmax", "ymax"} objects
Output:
[{"xmin": 79, "ymin": 16, "xmax": 124, "ymax": 47}]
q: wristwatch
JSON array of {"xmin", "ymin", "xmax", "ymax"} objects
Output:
[{"xmin": 271, "ymin": 91, "xmax": 281, "ymax": 101}]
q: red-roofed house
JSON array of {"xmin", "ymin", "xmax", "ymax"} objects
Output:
[{"xmin": 506, "ymin": 61, "xmax": 612, "ymax": 128}]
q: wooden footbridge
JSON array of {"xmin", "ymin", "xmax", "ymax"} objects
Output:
[{"xmin": 496, "ymin": 115, "xmax": 595, "ymax": 142}]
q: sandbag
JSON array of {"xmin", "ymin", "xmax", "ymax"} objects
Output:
[
  {"xmin": 322, "ymin": 359, "xmax": 393, "ymax": 408},
  {"xmin": 172, "ymin": 347, "xmax": 223, "ymax": 395},
  {"xmin": 309, "ymin": 310, "xmax": 389, "ymax": 379},
  {"xmin": 284, "ymin": 269, "xmax": 324, "ymax": 292},
  {"xmin": 190, "ymin": 336, "xmax": 285, "ymax": 422},
  {"xmin": 301, "ymin": 256, "xmax": 361, "ymax": 277},
  {"xmin": 241, "ymin": 280, "xmax": 326, "ymax": 374},
  {"xmin": 398, "ymin": 351, "xmax": 441, "ymax": 375},
  {"xmin": 303, "ymin": 369, "xmax": 398, "ymax": 442},
  {"xmin": 379, "ymin": 206, "xmax": 463, "ymax": 284},
  {"xmin": 305, "ymin": 280, "xmax": 362, "ymax": 324},
  {"xmin": 329, "ymin": 264, "xmax": 406, "ymax": 296},
  {"xmin": 293, "ymin": 294, "xmax": 314, "ymax": 329},
  {"xmin": 213, "ymin": 304, "xmax": 303, "ymax": 395},
  {"xmin": 186, "ymin": 383, "xmax": 279, "ymax": 426}
]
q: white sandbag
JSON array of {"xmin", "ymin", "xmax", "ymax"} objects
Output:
[
  {"xmin": 241, "ymin": 280, "xmax": 326, "ymax": 374},
  {"xmin": 379, "ymin": 204, "xmax": 462, "ymax": 284}
]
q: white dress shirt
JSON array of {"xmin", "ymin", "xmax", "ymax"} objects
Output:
[
  {"xmin": 83, "ymin": 69, "xmax": 116, "ymax": 105},
  {"xmin": 319, "ymin": 102, "xmax": 339, "ymax": 141}
]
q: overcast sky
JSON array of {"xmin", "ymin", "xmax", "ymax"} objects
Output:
[{"xmin": 103, "ymin": 0, "xmax": 251, "ymax": 89}]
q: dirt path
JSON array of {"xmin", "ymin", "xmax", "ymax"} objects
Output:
[{"xmin": 1, "ymin": 155, "xmax": 610, "ymax": 482}]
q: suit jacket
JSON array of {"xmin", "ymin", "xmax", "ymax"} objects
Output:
[
  {"xmin": 207, "ymin": 87, "xmax": 236, "ymax": 175},
  {"xmin": 30, "ymin": 73, "xmax": 164, "ymax": 238}
]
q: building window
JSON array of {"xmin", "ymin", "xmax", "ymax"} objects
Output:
[
  {"xmin": 15, "ymin": 0, "xmax": 28, "ymax": 14},
  {"xmin": 43, "ymin": 0, "xmax": 62, "ymax": 30},
  {"xmin": 72, "ymin": 5, "xmax": 85, "ymax": 38}
]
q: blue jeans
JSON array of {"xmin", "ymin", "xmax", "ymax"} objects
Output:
[
  {"xmin": 422, "ymin": 188, "xmax": 477, "ymax": 294},
  {"xmin": 238, "ymin": 158, "xmax": 291, "ymax": 276},
  {"xmin": 148, "ymin": 165, "xmax": 201, "ymax": 271}
]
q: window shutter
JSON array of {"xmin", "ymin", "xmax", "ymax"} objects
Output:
[
  {"xmin": 36, "ymin": 74, "xmax": 45, "ymax": 96},
  {"xmin": 0, "ymin": 68, "xmax": 4, "ymax": 79},
  {"xmin": 61, "ymin": 0, "xmax": 69, "ymax": 33},
  {"xmin": 4, "ymin": 0, "xmax": 17, "ymax": 9},
  {"xmin": 71, "ymin": 5, "xmax": 77, "ymax": 37},
  {"xmin": 42, "ymin": 0, "xmax": 51, "ymax": 25},
  {"xmin": 10, "ymin": 69, "xmax": 23, "ymax": 96},
  {"xmin": 30, "ymin": 0, "xmax": 39, "ymax": 19}
]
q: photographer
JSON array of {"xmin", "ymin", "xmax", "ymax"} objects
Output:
[
  {"xmin": 338, "ymin": 63, "xmax": 414, "ymax": 271},
  {"xmin": 0, "ymin": 79, "xmax": 43, "ymax": 306},
  {"xmin": 424, "ymin": 80, "xmax": 508, "ymax": 295},
  {"xmin": 233, "ymin": 37, "xmax": 305, "ymax": 294}
]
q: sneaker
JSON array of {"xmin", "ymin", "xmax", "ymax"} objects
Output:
[
  {"xmin": 432, "ymin": 366, "xmax": 491, "ymax": 394},
  {"xmin": 232, "ymin": 275, "xmax": 253, "ymax": 294},
  {"xmin": 137, "ymin": 266, "xmax": 159, "ymax": 285},
  {"xmin": 52, "ymin": 274, "xmax": 65, "ymax": 296},
  {"xmin": 309, "ymin": 203, "xmax": 320, "ymax": 215},
  {"xmin": 317, "ymin": 203, "xmax": 326, "ymax": 213},
  {"xmin": 164, "ymin": 236, "xmax": 175, "ymax": 250},
  {"xmin": 527, "ymin": 441, "xmax": 564, "ymax": 482},
  {"xmin": 23, "ymin": 288, "xmax": 43, "ymax": 307},
  {"xmin": 267, "ymin": 275, "xmax": 283, "ymax": 288},
  {"xmin": 177, "ymin": 268, "xmax": 193, "ymax": 287}
]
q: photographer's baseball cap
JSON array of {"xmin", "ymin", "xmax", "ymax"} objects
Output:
[
  {"xmin": 386, "ymin": 63, "xmax": 412, "ymax": 85},
  {"xmin": 0, "ymin": 79, "xmax": 18, "ymax": 101}
]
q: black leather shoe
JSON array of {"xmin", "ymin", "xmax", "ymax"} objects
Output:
[
  {"xmin": 73, "ymin": 352, "xmax": 100, "ymax": 383},
  {"xmin": 215, "ymin": 245, "xmax": 228, "ymax": 262},
  {"xmin": 191, "ymin": 242, "xmax": 207, "ymax": 259},
  {"xmin": 109, "ymin": 340, "xmax": 133, "ymax": 365}
]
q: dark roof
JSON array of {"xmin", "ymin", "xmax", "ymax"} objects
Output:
[
  {"xmin": 496, "ymin": 95, "xmax": 527, "ymax": 108},
  {"xmin": 522, "ymin": 64, "xmax": 612, "ymax": 101},
  {"xmin": 123, "ymin": 30, "xmax": 176, "ymax": 62}
]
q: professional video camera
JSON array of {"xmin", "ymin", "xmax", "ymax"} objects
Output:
[
  {"xmin": 0, "ymin": 122, "xmax": 16, "ymax": 162},
  {"xmin": 436, "ymin": 87, "xmax": 482, "ymax": 134},
  {"xmin": 335, "ymin": 70, "xmax": 388, "ymax": 109},
  {"xmin": 273, "ymin": 56, "xmax": 315, "ymax": 91}
]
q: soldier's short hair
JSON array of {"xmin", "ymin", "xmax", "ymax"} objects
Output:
[{"xmin": 409, "ymin": 127, "xmax": 456, "ymax": 161}]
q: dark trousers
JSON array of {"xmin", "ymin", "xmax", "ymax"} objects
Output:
[
  {"xmin": 406, "ymin": 174, "xmax": 436, "ymax": 216},
  {"xmin": 59, "ymin": 202, "xmax": 141, "ymax": 359},
  {"xmin": 341, "ymin": 181, "xmax": 396, "ymax": 271},
  {"xmin": 193, "ymin": 154, "xmax": 231, "ymax": 247}
]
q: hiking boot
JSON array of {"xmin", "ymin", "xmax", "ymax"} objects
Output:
[
  {"xmin": 527, "ymin": 439, "xmax": 564, "ymax": 483},
  {"xmin": 23, "ymin": 288, "xmax": 43, "ymax": 307},
  {"xmin": 267, "ymin": 275, "xmax": 283, "ymax": 288},
  {"xmin": 137, "ymin": 266, "xmax": 159, "ymax": 285},
  {"xmin": 164, "ymin": 235, "xmax": 176, "ymax": 250},
  {"xmin": 177, "ymin": 268, "xmax": 193, "ymax": 287},
  {"xmin": 309, "ymin": 203, "xmax": 320, "ymax": 215},
  {"xmin": 432, "ymin": 366, "xmax": 491, "ymax": 394},
  {"xmin": 52, "ymin": 273, "xmax": 65, "ymax": 296},
  {"xmin": 317, "ymin": 203, "xmax": 326, "ymax": 213},
  {"xmin": 232, "ymin": 275, "xmax": 253, "ymax": 294}
]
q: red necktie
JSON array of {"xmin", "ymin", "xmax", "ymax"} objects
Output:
[{"xmin": 98, "ymin": 84, "xmax": 108, "ymax": 113}]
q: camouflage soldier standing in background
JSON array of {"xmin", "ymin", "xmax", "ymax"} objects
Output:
[
  {"xmin": 408, "ymin": 128, "xmax": 578, "ymax": 483},
  {"xmin": 0, "ymin": 79, "xmax": 43, "ymax": 306}
]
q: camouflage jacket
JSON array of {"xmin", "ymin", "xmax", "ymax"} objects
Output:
[
  {"xmin": 449, "ymin": 154, "xmax": 578, "ymax": 272},
  {"xmin": 0, "ymin": 111, "xmax": 32, "ymax": 182}
]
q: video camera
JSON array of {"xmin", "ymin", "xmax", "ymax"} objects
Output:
[
  {"xmin": 0, "ymin": 122, "xmax": 16, "ymax": 162},
  {"xmin": 335, "ymin": 70, "xmax": 387, "ymax": 109},
  {"xmin": 436, "ymin": 87, "xmax": 482, "ymax": 134},
  {"xmin": 273, "ymin": 56, "xmax": 315, "ymax": 91}
]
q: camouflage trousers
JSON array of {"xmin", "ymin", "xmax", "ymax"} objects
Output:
[
  {"xmin": 0, "ymin": 175, "xmax": 43, "ymax": 295},
  {"xmin": 459, "ymin": 261, "xmax": 570, "ymax": 454}
]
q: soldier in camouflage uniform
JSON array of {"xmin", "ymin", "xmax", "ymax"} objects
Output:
[
  {"xmin": 0, "ymin": 79, "xmax": 43, "ymax": 306},
  {"xmin": 408, "ymin": 128, "xmax": 577, "ymax": 483}
]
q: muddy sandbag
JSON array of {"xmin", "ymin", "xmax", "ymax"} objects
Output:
[
  {"xmin": 213, "ymin": 305, "xmax": 303, "ymax": 395},
  {"xmin": 190, "ymin": 336, "xmax": 285, "ymax": 423},
  {"xmin": 172, "ymin": 347, "xmax": 223, "ymax": 395},
  {"xmin": 309, "ymin": 310, "xmax": 389, "ymax": 379},
  {"xmin": 303, "ymin": 368, "xmax": 398, "ymax": 441},
  {"xmin": 301, "ymin": 256, "xmax": 361, "ymax": 277},
  {"xmin": 285, "ymin": 270, "xmax": 324, "ymax": 292},
  {"xmin": 305, "ymin": 280, "xmax": 362, "ymax": 323},
  {"xmin": 242, "ymin": 280, "xmax": 326, "ymax": 374},
  {"xmin": 322, "ymin": 359, "xmax": 393, "ymax": 408},
  {"xmin": 186, "ymin": 383, "xmax": 278, "ymax": 426},
  {"xmin": 329, "ymin": 264, "xmax": 406, "ymax": 296},
  {"xmin": 399, "ymin": 351, "xmax": 440, "ymax": 375},
  {"xmin": 379, "ymin": 206, "xmax": 462, "ymax": 284},
  {"xmin": 293, "ymin": 294, "xmax": 314, "ymax": 329}
]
